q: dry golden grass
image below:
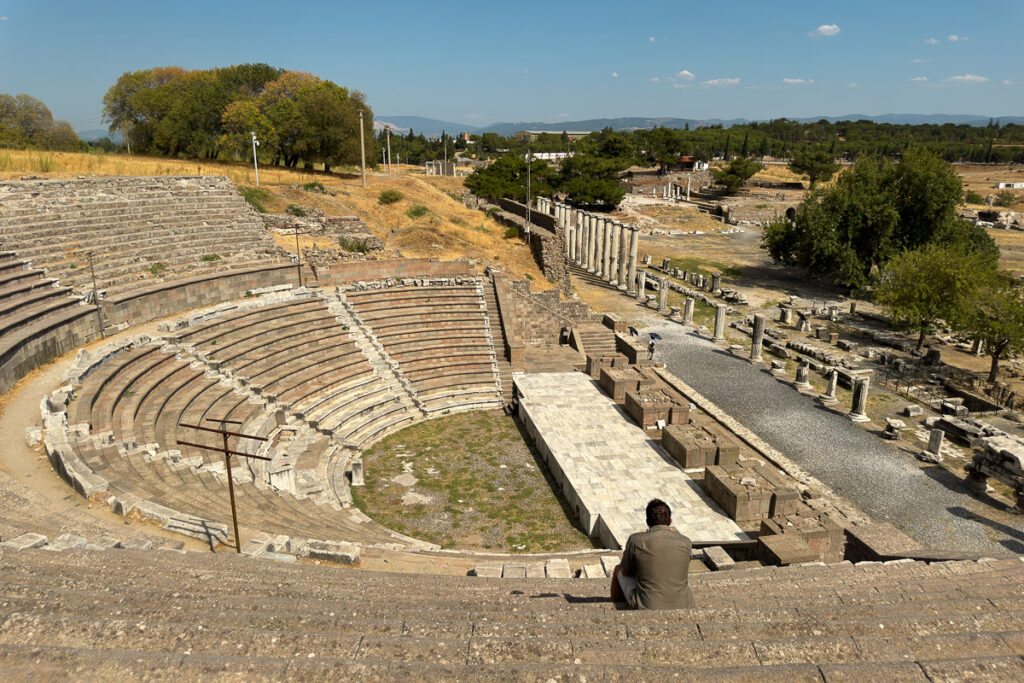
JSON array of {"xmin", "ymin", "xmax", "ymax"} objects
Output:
[{"xmin": 0, "ymin": 149, "xmax": 550, "ymax": 286}]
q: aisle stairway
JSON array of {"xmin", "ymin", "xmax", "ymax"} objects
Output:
[{"xmin": 0, "ymin": 547, "xmax": 1022, "ymax": 678}]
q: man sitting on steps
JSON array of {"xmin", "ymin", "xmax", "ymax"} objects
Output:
[{"xmin": 611, "ymin": 499, "xmax": 694, "ymax": 609}]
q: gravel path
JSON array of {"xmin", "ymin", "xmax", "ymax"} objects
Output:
[{"xmin": 646, "ymin": 318, "xmax": 1024, "ymax": 556}]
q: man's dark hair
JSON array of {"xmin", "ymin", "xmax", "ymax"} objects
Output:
[{"xmin": 646, "ymin": 499, "xmax": 672, "ymax": 527}]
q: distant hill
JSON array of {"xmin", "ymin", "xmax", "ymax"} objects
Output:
[
  {"xmin": 76, "ymin": 128, "xmax": 122, "ymax": 142},
  {"xmin": 378, "ymin": 114, "xmax": 1024, "ymax": 138},
  {"xmin": 375, "ymin": 116, "xmax": 480, "ymax": 138}
]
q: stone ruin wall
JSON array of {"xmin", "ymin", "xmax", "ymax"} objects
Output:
[{"xmin": 508, "ymin": 280, "xmax": 592, "ymax": 344}]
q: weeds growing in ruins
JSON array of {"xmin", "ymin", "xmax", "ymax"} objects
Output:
[
  {"xmin": 503, "ymin": 226, "xmax": 520, "ymax": 239},
  {"xmin": 148, "ymin": 262, "xmax": 167, "ymax": 276},
  {"xmin": 377, "ymin": 189, "xmax": 403, "ymax": 205},
  {"xmin": 239, "ymin": 186, "xmax": 270, "ymax": 213},
  {"xmin": 338, "ymin": 236, "xmax": 368, "ymax": 253},
  {"xmin": 285, "ymin": 204, "xmax": 307, "ymax": 217},
  {"xmin": 33, "ymin": 154, "xmax": 56, "ymax": 172},
  {"xmin": 406, "ymin": 204, "xmax": 429, "ymax": 219},
  {"xmin": 300, "ymin": 181, "xmax": 325, "ymax": 193},
  {"xmin": 201, "ymin": 254, "xmax": 221, "ymax": 262}
]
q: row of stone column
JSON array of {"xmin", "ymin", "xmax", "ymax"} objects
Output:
[
  {"xmin": 746, "ymin": 312, "xmax": 872, "ymax": 421},
  {"xmin": 661, "ymin": 179, "xmax": 691, "ymax": 201},
  {"xmin": 536, "ymin": 197, "xmax": 553, "ymax": 214},
  {"xmin": 553, "ymin": 201, "xmax": 640, "ymax": 293}
]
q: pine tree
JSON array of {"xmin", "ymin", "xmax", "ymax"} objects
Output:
[{"xmin": 741, "ymin": 130, "xmax": 749, "ymax": 157}]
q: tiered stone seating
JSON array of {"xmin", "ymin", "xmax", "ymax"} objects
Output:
[
  {"xmin": 0, "ymin": 176, "xmax": 284, "ymax": 295},
  {"xmin": 173, "ymin": 297, "xmax": 417, "ymax": 447},
  {"xmin": 1, "ymin": 546, "xmax": 1022, "ymax": 678},
  {"xmin": 65, "ymin": 341, "xmax": 418, "ymax": 549},
  {"xmin": 0, "ymin": 251, "xmax": 91, "ymax": 389},
  {"xmin": 346, "ymin": 284, "xmax": 502, "ymax": 413}
]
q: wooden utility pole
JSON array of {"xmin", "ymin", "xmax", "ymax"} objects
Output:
[
  {"xmin": 177, "ymin": 419, "xmax": 269, "ymax": 553},
  {"xmin": 289, "ymin": 226, "xmax": 311, "ymax": 287}
]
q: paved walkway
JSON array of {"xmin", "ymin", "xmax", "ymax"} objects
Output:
[
  {"xmin": 515, "ymin": 372, "xmax": 745, "ymax": 549},
  {"xmin": 645, "ymin": 318, "xmax": 1024, "ymax": 556}
]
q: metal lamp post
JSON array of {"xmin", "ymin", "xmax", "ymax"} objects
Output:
[{"xmin": 250, "ymin": 132, "xmax": 260, "ymax": 186}]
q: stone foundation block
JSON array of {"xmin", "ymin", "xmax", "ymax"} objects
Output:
[{"xmin": 759, "ymin": 533, "xmax": 818, "ymax": 566}]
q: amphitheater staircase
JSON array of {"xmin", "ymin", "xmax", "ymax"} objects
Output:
[
  {"xmin": 322, "ymin": 290, "xmax": 425, "ymax": 431},
  {"xmin": 483, "ymin": 277, "xmax": 514, "ymax": 401},
  {"xmin": 1, "ymin": 545, "xmax": 1022, "ymax": 679},
  {"xmin": 571, "ymin": 323, "xmax": 617, "ymax": 357}
]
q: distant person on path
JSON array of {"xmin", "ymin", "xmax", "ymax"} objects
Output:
[
  {"xmin": 647, "ymin": 338, "xmax": 656, "ymax": 360},
  {"xmin": 611, "ymin": 499, "xmax": 694, "ymax": 610}
]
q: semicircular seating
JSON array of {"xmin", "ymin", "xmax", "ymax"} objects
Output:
[{"xmin": 345, "ymin": 284, "xmax": 502, "ymax": 413}]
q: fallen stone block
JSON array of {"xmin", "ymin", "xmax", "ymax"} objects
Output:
[
  {"xmin": 704, "ymin": 545, "xmax": 736, "ymax": 571},
  {"xmin": 297, "ymin": 539, "xmax": 360, "ymax": 565},
  {"xmin": 84, "ymin": 536, "xmax": 123, "ymax": 551},
  {"xmin": 43, "ymin": 533, "xmax": 88, "ymax": 551},
  {"xmin": 24, "ymin": 427, "xmax": 41, "ymax": 448},
  {"xmin": 121, "ymin": 538, "xmax": 153, "ymax": 551},
  {"xmin": 0, "ymin": 532, "xmax": 48, "ymax": 551},
  {"xmin": 474, "ymin": 562, "xmax": 502, "ymax": 578},
  {"xmin": 903, "ymin": 404, "xmax": 924, "ymax": 418},
  {"xmin": 545, "ymin": 558, "xmax": 571, "ymax": 578},
  {"xmin": 581, "ymin": 563, "xmax": 605, "ymax": 579}
]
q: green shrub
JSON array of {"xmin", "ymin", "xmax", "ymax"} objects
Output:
[
  {"xmin": 338, "ymin": 236, "xmax": 369, "ymax": 253},
  {"xmin": 406, "ymin": 205, "xmax": 429, "ymax": 219},
  {"xmin": 995, "ymin": 190, "xmax": 1017, "ymax": 207},
  {"xmin": 286, "ymin": 204, "xmax": 307, "ymax": 217},
  {"xmin": 240, "ymin": 186, "xmax": 270, "ymax": 213},
  {"xmin": 485, "ymin": 207, "xmax": 500, "ymax": 219},
  {"xmin": 148, "ymin": 262, "xmax": 167, "ymax": 276},
  {"xmin": 378, "ymin": 189, "xmax": 404, "ymax": 205},
  {"xmin": 201, "ymin": 254, "xmax": 222, "ymax": 262},
  {"xmin": 301, "ymin": 181, "xmax": 325, "ymax": 193},
  {"xmin": 504, "ymin": 226, "xmax": 520, "ymax": 239},
  {"xmin": 450, "ymin": 216, "xmax": 467, "ymax": 226},
  {"xmin": 965, "ymin": 190, "xmax": 985, "ymax": 204}
]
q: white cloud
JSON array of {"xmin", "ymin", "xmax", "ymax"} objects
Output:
[
  {"xmin": 946, "ymin": 73, "xmax": 988, "ymax": 83},
  {"xmin": 947, "ymin": 34, "xmax": 967, "ymax": 41},
  {"xmin": 782, "ymin": 78, "xmax": 814, "ymax": 85},
  {"xmin": 910, "ymin": 76, "xmax": 929, "ymax": 82},
  {"xmin": 702, "ymin": 77, "xmax": 740, "ymax": 86},
  {"xmin": 649, "ymin": 77, "xmax": 661, "ymax": 83},
  {"xmin": 675, "ymin": 69, "xmax": 695, "ymax": 81},
  {"xmin": 912, "ymin": 58, "xmax": 933, "ymax": 63},
  {"xmin": 846, "ymin": 82, "xmax": 859, "ymax": 88},
  {"xmin": 924, "ymin": 37, "xmax": 939, "ymax": 45},
  {"xmin": 810, "ymin": 24, "xmax": 840, "ymax": 38},
  {"xmin": 649, "ymin": 36, "xmax": 655, "ymax": 43},
  {"xmin": 611, "ymin": 72, "xmax": 619, "ymax": 78},
  {"xmin": 1004, "ymin": 80, "xmax": 1014, "ymax": 86},
  {"xmin": 0, "ymin": 16, "xmax": 8, "ymax": 21}
]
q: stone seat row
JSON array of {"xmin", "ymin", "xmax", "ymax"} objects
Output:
[
  {"xmin": 0, "ymin": 202, "xmax": 265, "ymax": 234},
  {"xmin": 1, "ymin": 546, "xmax": 1023, "ymax": 678}
]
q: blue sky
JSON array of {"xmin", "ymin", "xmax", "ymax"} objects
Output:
[{"xmin": 0, "ymin": 0, "xmax": 1021, "ymax": 131}]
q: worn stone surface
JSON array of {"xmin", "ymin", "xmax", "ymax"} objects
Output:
[{"xmin": 516, "ymin": 372, "xmax": 745, "ymax": 549}]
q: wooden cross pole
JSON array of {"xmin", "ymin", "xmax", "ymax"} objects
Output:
[
  {"xmin": 289, "ymin": 226, "xmax": 312, "ymax": 288},
  {"xmin": 177, "ymin": 419, "xmax": 270, "ymax": 553}
]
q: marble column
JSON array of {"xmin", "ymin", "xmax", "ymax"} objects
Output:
[
  {"xmin": 711, "ymin": 273, "xmax": 722, "ymax": 292},
  {"xmin": 609, "ymin": 223, "xmax": 620, "ymax": 285},
  {"xmin": 583, "ymin": 215, "xmax": 592, "ymax": 271},
  {"xmin": 575, "ymin": 213, "xmax": 584, "ymax": 265},
  {"xmin": 658, "ymin": 278, "xmax": 669, "ymax": 312},
  {"xmin": 636, "ymin": 270, "xmax": 647, "ymax": 302},
  {"xmin": 588, "ymin": 215, "xmax": 598, "ymax": 272},
  {"xmin": 627, "ymin": 227, "xmax": 639, "ymax": 294},
  {"xmin": 617, "ymin": 224, "xmax": 629, "ymax": 289},
  {"xmin": 794, "ymin": 363, "xmax": 811, "ymax": 389},
  {"xmin": 779, "ymin": 307, "xmax": 793, "ymax": 325},
  {"xmin": 750, "ymin": 314, "xmax": 765, "ymax": 361},
  {"xmin": 712, "ymin": 304, "xmax": 726, "ymax": 341},
  {"xmin": 820, "ymin": 368, "xmax": 839, "ymax": 404},
  {"xmin": 683, "ymin": 297, "xmax": 695, "ymax": 324},
  {"xmin": 602, "ymin": 219, "xmax": 613, "ymax": 282},
  {"xmin": 849, "ymin": 377, "xmax": 871, "ymax": 422},
  {"xmin": 596, "ymin": 217, "xmax": 606, "ymax": 277}
]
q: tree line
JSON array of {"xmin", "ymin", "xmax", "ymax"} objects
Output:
[
  {"xmin": 468, "ymin": 118, "xmax": 1024, "ymax": 166},
  {"xmin": 101, "ymin": 63, "xmax": 376, "ymax": 172},
  {"xmin": 0, "ymin": 94, "xmax": 82, "ymax": 151}
]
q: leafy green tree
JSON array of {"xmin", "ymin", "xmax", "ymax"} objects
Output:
[
  {"xmin": 873, "ymin": 243, "xmax": 992, "ymax": 351},
  {"xmin": 711, "ymin": 157, "xmax": 761, "ymax": 193},
  {"xmin": 957, "ymin": 272, "xmax": 1024, "ymax": 382},
  {"xmin": 764, "ymin": 150, "xmax": 991, "ymax": 290},
  {"xmin": 788, "ymin": 148, "xmax": 839, "ymax": 188},
  {"xmin": 555, "ymin": 154, "xmax": 627, "ymax": 206},
  {"xmin": 0, "ymin": 93, "xmax": 81, "ymax": 151},
  {"xmin": 464, "ymin": 155, "xmax": 554, "ymax": 203}
]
